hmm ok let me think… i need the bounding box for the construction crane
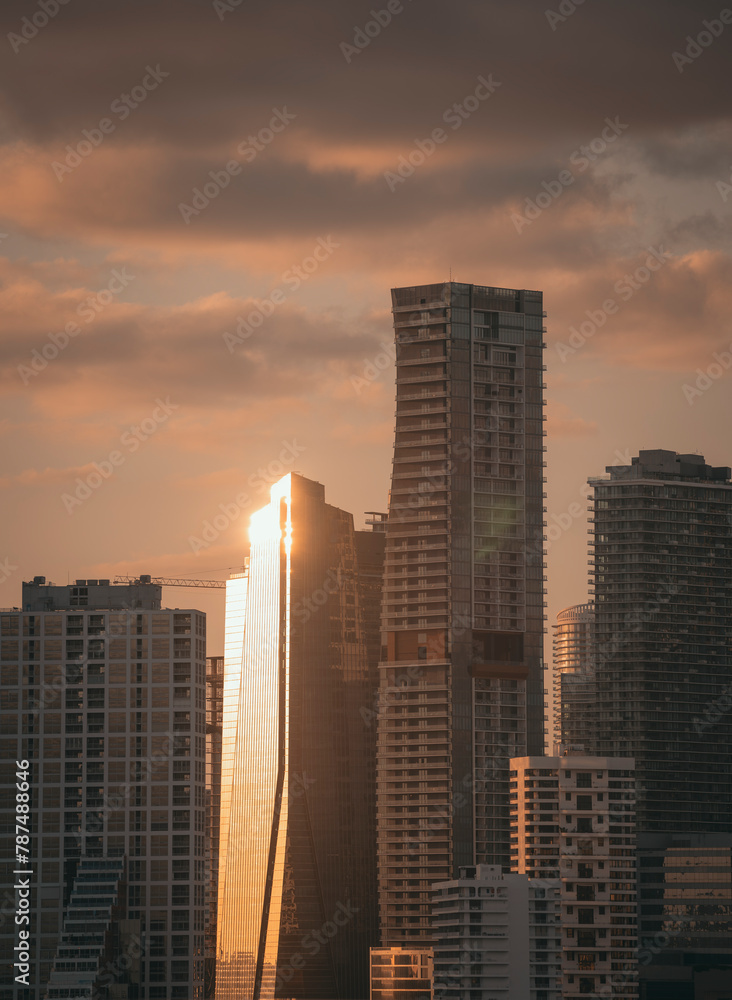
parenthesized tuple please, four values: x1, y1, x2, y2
(113, 574, 231, 590)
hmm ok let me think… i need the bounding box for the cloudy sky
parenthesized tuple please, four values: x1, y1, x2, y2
(1, 0, 731, 651)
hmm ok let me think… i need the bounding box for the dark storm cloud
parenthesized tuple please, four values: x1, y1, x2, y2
(1, 0, 730, 147)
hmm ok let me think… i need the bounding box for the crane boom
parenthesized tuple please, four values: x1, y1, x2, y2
(113, 575, 227, 589)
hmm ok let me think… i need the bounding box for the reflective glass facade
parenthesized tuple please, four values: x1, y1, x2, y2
(552, 603, 595, 750)
(216, 474, 384, 999)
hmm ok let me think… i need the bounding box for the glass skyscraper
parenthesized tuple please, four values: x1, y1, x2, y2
(215, 474, 384, 999)
(376, 281, 547, 947)
(552, 603, 595, 750)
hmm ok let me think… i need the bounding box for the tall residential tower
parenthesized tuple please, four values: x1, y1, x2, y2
(376, 281, 547, 947)
(588, 450, 732, 997)
(0, 577, 208, 1000)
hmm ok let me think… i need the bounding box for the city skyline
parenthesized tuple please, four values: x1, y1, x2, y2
(2, 3, 731, 999)
(2, 0, 732, 656)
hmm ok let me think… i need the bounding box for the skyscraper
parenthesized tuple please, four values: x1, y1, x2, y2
(552, 604, 595, 749)
(215, 474, 384, 1000)
(588, 450, 732, 831)
(376, 280, 547, 948)
(587, 449, 732, 996)
(0, 576, 208, 1000)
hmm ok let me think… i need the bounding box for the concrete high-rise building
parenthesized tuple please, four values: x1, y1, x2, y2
(215, 474, 384, 1000)
(0, 576, 208, 1000)
(432, 865, 561, 1000)
(205, 654, 224, 999)
(587, 450, 732, 998)
(588, 450, 732, 832)
(369, 948, 434, 1000)
(510, 754, 638, 1000)
(552, 604, 595, 749)
(376, 280, 547, 949)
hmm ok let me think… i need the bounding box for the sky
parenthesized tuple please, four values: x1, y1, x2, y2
(1, 0, 731, 655)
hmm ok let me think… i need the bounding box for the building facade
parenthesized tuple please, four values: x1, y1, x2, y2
(370, 948, 434, 1000)
(510, 754, 638, 999)
(0, 577, 208, 1000)
(432, 865, 561, 1000)
(588, 450, 732, 998)
(205, 655, 224, 999)
(376, 280, 547, 948)
(588, 450, 732, 832)
(552, 604, 595, 750)
(215, 474, 384, 1000)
